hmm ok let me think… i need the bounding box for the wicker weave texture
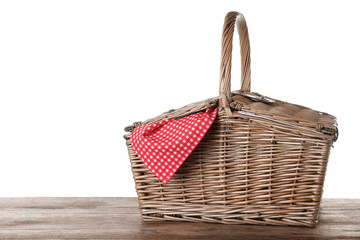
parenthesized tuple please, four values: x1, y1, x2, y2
(124, 11, 337, 227)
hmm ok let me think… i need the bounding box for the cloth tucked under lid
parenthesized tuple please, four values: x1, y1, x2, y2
(130, 107, 218, 184)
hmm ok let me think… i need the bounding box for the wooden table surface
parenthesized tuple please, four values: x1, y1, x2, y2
(0, 198, 359, 240)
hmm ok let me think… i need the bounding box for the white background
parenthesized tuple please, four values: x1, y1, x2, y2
(0, 0, 359, 198)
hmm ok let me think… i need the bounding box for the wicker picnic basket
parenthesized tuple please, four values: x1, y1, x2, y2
(124, 11, 338, 227)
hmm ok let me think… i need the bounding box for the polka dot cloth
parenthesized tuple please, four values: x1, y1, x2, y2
(130, 107, 218, 184)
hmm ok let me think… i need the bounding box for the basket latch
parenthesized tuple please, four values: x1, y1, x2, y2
(232, 90, 275, 103)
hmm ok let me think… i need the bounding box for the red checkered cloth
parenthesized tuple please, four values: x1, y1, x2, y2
(130, 107, 218, 184)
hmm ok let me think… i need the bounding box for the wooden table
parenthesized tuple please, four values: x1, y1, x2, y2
(0, 198, 359, 239)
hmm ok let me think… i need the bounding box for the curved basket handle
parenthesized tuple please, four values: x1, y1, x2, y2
(219, 12, 251, 115)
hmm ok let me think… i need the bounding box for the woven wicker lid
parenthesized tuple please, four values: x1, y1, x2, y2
(230, 92, 338, 139)
(124, 93, 337, 142)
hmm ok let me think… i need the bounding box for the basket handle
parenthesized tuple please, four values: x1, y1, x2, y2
(219, 12, 251, 115)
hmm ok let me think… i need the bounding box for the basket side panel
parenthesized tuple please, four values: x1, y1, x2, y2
(125, 113, 332, 226)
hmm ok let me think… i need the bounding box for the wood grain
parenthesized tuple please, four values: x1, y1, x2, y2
(0, 198, 358, 239)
